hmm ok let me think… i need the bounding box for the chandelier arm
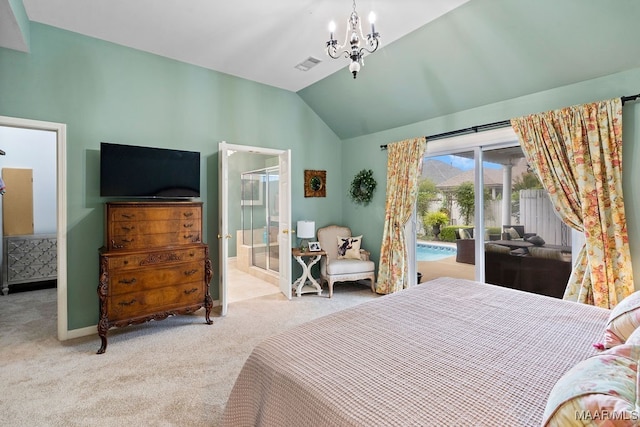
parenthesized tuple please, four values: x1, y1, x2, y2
(327, 48, 353, 60)
(359, 43, 379, 56)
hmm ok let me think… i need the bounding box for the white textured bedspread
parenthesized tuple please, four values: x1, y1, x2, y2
(221, 277, 610, 426)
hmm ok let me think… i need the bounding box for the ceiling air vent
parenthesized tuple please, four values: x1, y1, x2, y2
(294, 57, 321, 72)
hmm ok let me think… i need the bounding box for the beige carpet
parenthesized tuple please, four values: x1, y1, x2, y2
(0, 282, 379, 426)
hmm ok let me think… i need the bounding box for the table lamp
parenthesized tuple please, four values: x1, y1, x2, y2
(296, 220, 315, 250)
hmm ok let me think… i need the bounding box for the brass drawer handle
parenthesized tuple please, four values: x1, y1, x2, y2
(183, 234, 194, 239)
(121, 213, 135, 219)
(121, 225, 135, 231)
(121, 238, 134, 243)
(184, 269, 198, 276)
(118, 278, 137, 285)
(184, 288, 198, 295)
(183, 223, 193, 228)
(183, 212, 194, 218)
(118, 299, 137, 306)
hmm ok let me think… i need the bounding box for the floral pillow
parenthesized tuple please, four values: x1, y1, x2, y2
(602, 290, 640, 349)
(626, 326, 640, 346)
(337, 235, 362, 260)
(542, 344, 640, 426)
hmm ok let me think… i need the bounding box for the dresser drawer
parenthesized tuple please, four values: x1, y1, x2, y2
(109, 219, 201, 237)
(105, 246, 206, 271)
(109, 261, 205, 296)
(109, 231, 201, 250)
(108, 206, 201, 223)
(107, 281, 205, 322)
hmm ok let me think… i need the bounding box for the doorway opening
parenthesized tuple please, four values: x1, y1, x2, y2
(0, 116, 67, 341)
(219, 143, 291, 312)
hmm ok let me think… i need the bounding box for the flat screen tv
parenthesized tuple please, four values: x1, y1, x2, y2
(100, 142, 200, 198)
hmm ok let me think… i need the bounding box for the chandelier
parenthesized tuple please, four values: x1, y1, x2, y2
(326, 0, 381, 79)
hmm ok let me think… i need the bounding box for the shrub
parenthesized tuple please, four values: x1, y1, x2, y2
(439, 226, 458, 242)
(424, 211, 449, 227)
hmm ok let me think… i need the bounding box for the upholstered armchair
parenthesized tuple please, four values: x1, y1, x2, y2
(316, 225, 376, 298)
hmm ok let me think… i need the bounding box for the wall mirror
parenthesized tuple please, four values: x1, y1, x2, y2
(304, 170, 326, 197)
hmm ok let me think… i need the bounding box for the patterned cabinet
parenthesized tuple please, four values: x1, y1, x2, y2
(2, 234, 57, 295)
(97, 201, 213, 354)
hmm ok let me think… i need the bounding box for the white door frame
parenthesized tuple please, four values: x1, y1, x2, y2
(0, 115, 68, 341)
(218, 142, 291, 316)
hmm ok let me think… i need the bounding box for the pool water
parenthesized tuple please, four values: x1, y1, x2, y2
(417, 243, 456, 261)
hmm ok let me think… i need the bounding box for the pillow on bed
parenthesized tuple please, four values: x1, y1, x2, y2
(337, 235, 362, 260)
(542, 344, 640, 426)
(603, 290, 640, 349)
(625, 326, 640, 346)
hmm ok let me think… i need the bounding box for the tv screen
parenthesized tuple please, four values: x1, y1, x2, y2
(100, 142, 200, 198)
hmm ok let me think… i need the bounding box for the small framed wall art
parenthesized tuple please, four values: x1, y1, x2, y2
(304, 170, 326, 198)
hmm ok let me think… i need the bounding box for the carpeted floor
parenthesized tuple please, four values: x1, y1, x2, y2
(0, 281, 379, 426)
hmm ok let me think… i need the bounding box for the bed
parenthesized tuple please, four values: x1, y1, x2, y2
(221, 277, 612, 426)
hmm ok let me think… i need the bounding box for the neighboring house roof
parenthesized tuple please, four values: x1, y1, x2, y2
(437, 169, 503, 190)
(421, 159, 463, 184)
(435, 158, 532, 191)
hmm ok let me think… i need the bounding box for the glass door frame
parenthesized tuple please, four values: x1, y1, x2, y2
(422, 127, 521, 283)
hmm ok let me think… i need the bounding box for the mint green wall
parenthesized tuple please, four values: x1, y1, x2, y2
(0, 23, 343, 330)
(341, 68, 640, 287)
(8, 0, 30, 50)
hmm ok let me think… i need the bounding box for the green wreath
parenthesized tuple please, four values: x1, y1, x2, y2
(349, 169, 377, 205)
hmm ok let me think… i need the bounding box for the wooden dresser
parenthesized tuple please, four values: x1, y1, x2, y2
(97, 201, 213, 354)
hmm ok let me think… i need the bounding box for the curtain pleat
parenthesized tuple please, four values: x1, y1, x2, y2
(376, 138, 426, 294)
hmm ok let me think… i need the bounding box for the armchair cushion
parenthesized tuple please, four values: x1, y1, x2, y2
(326, 258, 375, 275)
(337, 235, 362, 260)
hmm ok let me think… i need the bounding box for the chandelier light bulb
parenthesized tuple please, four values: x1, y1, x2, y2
(368, 11, 376, 24)
(328, 20, 336, 34)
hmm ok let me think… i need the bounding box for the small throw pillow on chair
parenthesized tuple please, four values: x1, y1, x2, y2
(337, 235, 362, 259)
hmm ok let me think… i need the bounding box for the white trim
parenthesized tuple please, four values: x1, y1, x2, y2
(0, 115, 68, 341)
(425, 127, 518, 157)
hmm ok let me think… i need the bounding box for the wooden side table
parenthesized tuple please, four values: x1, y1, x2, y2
(291, 248, 325, 297)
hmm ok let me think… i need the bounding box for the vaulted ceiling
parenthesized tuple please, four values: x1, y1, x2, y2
(2, 0, 640, 140)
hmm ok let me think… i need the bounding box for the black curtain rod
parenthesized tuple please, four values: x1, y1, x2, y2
(379, 120, 510, 151)
(380, 92, 640, 151)
(622, 93, 640, 105)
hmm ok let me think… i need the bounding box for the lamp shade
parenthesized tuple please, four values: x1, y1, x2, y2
(297, 220, 315, 239)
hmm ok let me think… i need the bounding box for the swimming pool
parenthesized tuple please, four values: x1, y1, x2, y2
(417, 243, 456, 261)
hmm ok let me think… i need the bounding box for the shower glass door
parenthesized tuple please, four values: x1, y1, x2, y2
(241, 166, 280, 273)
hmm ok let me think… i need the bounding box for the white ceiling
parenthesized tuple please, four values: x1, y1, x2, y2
(19, 0, 470, 92)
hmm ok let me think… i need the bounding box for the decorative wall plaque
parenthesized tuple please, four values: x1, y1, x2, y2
(304, 170, 326, 197)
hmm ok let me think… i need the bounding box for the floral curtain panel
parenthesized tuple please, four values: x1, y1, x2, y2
(376, 137, 426, 294)
(511, 98, 633, 309)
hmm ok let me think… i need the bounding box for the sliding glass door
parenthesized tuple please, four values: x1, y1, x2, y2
(419, 127, 572, 294)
